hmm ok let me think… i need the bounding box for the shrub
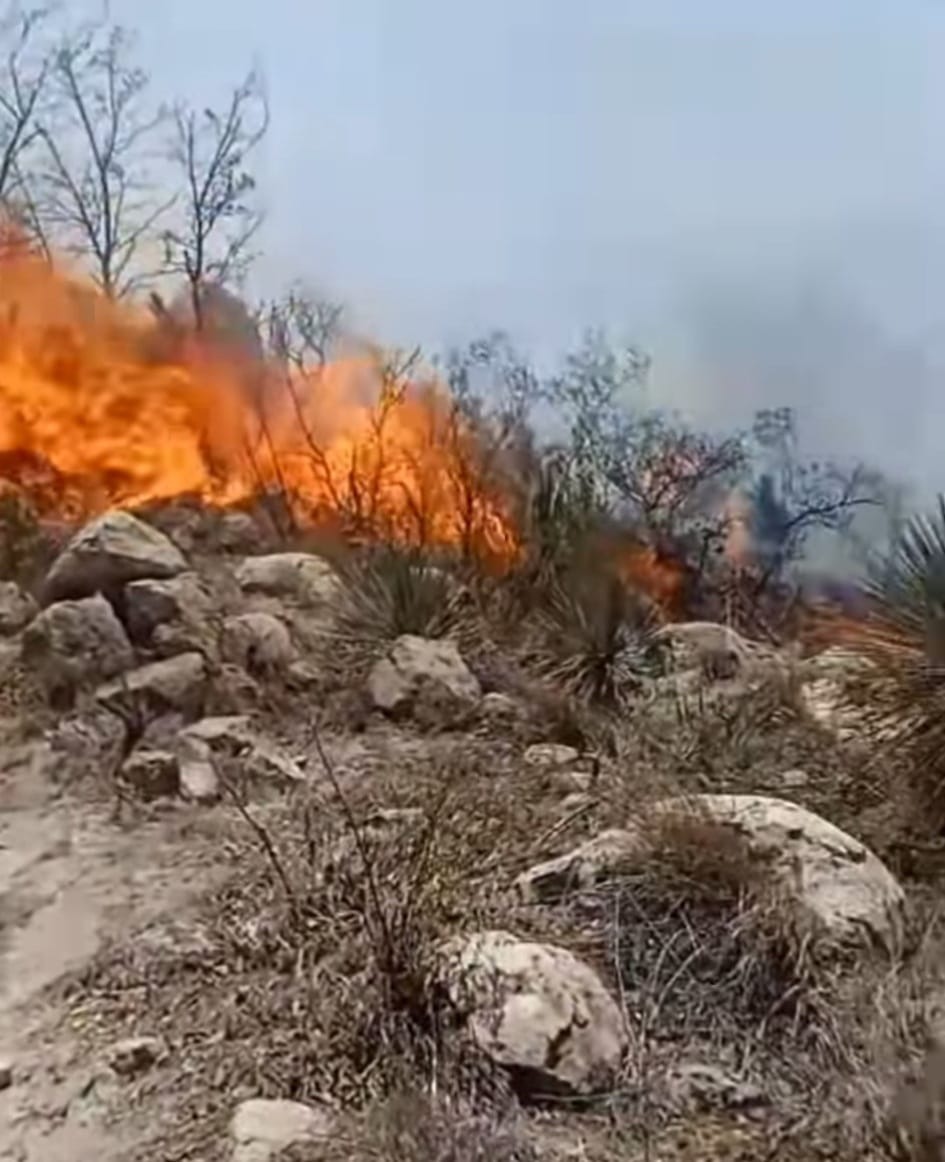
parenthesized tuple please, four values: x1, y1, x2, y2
(333, 543, 471, 646)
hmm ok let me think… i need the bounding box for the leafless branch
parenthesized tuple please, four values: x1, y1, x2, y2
(0, 3, 54, 205)
(162, 70, 268, 328)
(32, 19, 171, 295)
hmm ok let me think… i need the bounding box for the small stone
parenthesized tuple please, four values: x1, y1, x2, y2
(245, 744, 306, 787)
(106, 1035, 166, 1077)
(779, 768, 810, 790)
(523, 743, 580, 769)
(179, 757, 220, 804)
(286, 659, 321, 690)
(120, 749, 180, 800)
(548, 768, 593, 795)
(0, 1056, 13, 1090)
(478, 691, 519, 721)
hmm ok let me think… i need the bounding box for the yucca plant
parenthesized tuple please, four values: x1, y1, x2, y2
(532, 564, 666, 709)
(845, 496, 945, 829)
(333, 542, 470, 647)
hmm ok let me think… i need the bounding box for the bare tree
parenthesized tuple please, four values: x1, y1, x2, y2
(0, 4, 53, 206)
(741, 406, 881, 596)
(162, 71, 268, 331)
(32, 20, 169, 295)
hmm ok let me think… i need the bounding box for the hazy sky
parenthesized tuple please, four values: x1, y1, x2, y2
(105, 0, 939, 490)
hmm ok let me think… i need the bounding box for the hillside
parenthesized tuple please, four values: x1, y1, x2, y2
(0, 503, 940, 1162)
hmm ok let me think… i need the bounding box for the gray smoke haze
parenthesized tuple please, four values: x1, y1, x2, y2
(100, 0, 941, 500)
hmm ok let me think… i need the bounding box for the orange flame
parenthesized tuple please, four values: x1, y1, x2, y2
(615, 542, 687, 619)
(0, 240, 516, 561)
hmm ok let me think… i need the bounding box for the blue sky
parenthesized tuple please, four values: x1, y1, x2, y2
(103, 0, 939, 489)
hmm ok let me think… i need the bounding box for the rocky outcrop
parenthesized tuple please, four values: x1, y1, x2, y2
(22, 594, 134, 703)
(42, 510, 187, 604)
(368, 634, 481, 724)
(433, 930, 627, 1099)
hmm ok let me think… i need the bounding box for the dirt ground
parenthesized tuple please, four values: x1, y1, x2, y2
(0, 727, 235, 1162)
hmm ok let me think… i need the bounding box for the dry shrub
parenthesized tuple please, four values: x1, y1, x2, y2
(527, 567, 666, 711)
(606, 805, 826, 1053)
(333, 542, 474, 647)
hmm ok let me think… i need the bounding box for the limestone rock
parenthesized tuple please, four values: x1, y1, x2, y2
(235, 552, 339, 607)
(42, 510, 186, 604)
(96, 652, 207, 721)
(523, 743, 580, 769)
(230, 1098, 331, 1162)
(520, 796, 905, 956)
(123, 572, 213, 649)
(367, 634, 481, 724)
(106, 1035, 166, 1077)
(517, 829, 644, 903)
(119, 749, 180, 800)
(433, 930, 626, 1099)
(22, 594, 133, 703)
(221, 612, 296, 674)
(0, 580, 37, 635)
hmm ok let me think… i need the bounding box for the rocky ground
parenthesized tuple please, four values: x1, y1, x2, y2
(0, 505, 942, 1160)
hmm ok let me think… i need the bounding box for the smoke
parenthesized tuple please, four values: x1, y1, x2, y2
(660, 242, 945, 506)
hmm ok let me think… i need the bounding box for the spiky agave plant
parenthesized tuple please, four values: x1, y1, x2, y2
(533, 565, 666, 709)
(850, 496, 945, 828)
(334, 542, 470, 647)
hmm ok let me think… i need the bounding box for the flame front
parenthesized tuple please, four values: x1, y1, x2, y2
(0, 242, 516, 560)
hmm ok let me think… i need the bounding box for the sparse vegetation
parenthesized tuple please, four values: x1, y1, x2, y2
(0, 7, 943, 1162)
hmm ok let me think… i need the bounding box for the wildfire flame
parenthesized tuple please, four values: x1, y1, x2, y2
(0, 238, 516, 561)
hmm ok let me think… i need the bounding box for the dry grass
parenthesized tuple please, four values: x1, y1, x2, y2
(285, 1089, 541, 1162)
(332, 543, 472, 646)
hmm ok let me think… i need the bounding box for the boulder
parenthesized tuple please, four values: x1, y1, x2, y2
(221, 612, 296, 674)
(123, 572, 213, 649)
(652, 621, 763, 678)
(0, 581, 37, 635)
(230, 1098, 331, 1162)
(367, 634, 481, 724)
(234, 552, 339, 607)
(119, 749, 180, 800)
(519, 796, 905, 955)
(96, 652, 207, 721)
(22, 594, 133, 703)
(433, 930, 626, 1099)
(676, 795, 905, 953)
(42, 510, 187, 604)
